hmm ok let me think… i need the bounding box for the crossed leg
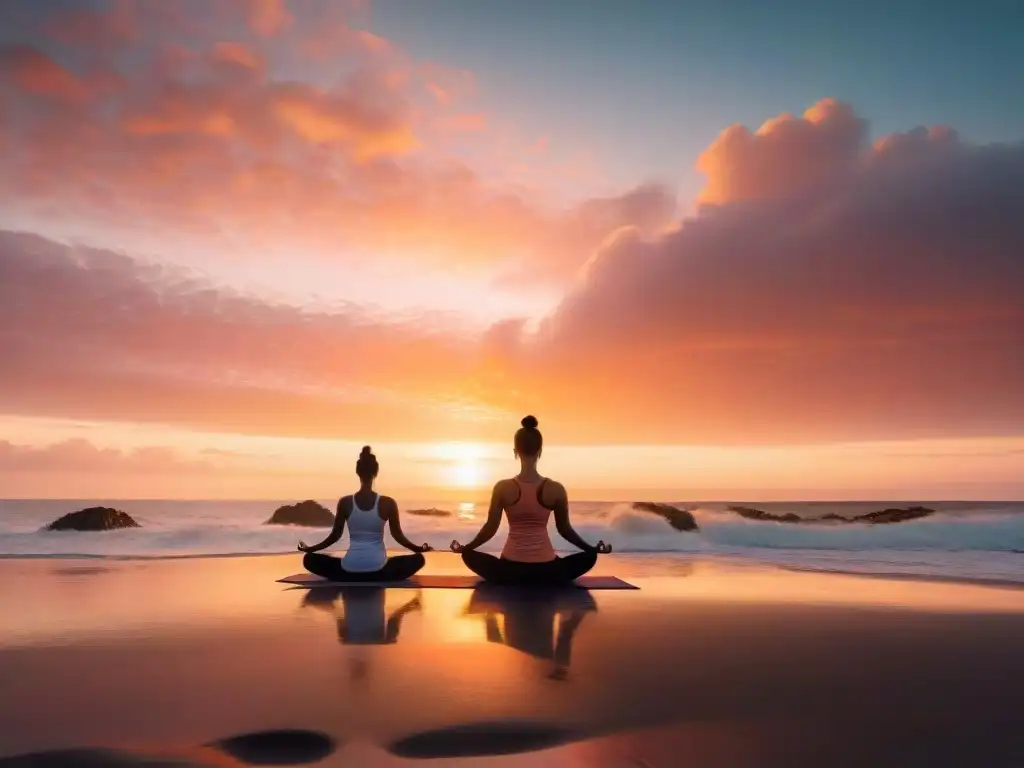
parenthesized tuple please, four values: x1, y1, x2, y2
(461, 549, 597, 586)
(303, 552, 426, 582)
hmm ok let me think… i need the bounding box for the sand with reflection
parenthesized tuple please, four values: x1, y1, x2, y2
(1, 554, 1024, 766)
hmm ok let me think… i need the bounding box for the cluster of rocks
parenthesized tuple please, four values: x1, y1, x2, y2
(42, 499, 344, 531)
(727, 505, 935, 525)
(621, 501, 935, 535)
(41, 499, 937, 534)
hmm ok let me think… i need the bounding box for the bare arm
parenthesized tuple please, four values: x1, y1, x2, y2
(385, 593, 422, 643)
(298, 498, 348, 553)
(552, 484, 599, 553)
(457, 481, 505, 551)
(484, 614, 503, 644)
(553, 610, 588, 669)
(385, 497, 431, 553)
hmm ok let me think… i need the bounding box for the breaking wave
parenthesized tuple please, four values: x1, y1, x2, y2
(1, 499, 1022, 583)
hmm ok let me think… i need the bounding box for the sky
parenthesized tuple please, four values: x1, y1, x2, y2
(0, 0, 1022, 499)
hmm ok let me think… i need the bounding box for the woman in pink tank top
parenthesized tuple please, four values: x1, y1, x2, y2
(451, 416, 612, 586)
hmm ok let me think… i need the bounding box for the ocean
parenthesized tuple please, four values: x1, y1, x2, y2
(1, 498, 1022, 585)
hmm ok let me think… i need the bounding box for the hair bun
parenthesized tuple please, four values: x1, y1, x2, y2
(360, 445, 373, 456)
(520, 415, 538, 429)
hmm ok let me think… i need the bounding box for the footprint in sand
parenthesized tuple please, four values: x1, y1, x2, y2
(386, 720, 583, 759)
(0, 729, 337, 768)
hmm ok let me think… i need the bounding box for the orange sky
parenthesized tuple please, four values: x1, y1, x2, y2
(2, 415, 1023, 499)
(0, 1, 1022, 499)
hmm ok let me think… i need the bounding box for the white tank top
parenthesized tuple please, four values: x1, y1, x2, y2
(341, 493, 387, 572)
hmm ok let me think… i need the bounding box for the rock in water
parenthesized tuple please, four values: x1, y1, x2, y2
(407, 508, 453, 517)
(852, 506, 935, 524)
(728, 506, 802, 523)
(265, 500, 335, 527)
(727, 505, 935, 525)
(44, 507, 141, 531)
(631, 502, 699, 531)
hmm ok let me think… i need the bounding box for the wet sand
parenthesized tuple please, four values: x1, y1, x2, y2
(1, 553, 1023, 766)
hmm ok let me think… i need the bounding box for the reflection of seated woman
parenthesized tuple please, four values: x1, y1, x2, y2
(302, 587, 422, 644)
(298, 446, 432, 582)
(466, 586, 597, 679)
(451, 416, 611, 586)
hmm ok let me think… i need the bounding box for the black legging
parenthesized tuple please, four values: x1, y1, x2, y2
(303, 552, 425, 582)
(462, 549, 597, 586)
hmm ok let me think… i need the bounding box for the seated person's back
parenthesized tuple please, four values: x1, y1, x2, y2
(500, 475, 557, 563)
(297, 446, 432, 582)
(453, 416, 611, 585)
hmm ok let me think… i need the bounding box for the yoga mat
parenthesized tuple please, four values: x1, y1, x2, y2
(277, 573, 638, 590)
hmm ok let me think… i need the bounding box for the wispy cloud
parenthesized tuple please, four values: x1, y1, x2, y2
(0, 439, 217, 474)
(0, 1, 674, 285)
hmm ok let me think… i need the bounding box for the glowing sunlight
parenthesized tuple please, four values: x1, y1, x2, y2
(437, 442, 489, 489)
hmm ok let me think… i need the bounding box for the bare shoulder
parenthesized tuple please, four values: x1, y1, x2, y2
(337, 495, 353, 517)
(542, 478, 568, 507)
(545, 478, 567, 495)
(492, 478, 515, 504)
(379, 495, 399, 515)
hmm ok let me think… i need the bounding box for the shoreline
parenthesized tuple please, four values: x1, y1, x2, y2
(1, 550, 1024, 591)
(776, 562, 1024, 591)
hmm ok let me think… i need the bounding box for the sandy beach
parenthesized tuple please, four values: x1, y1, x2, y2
(1, 553, 1023, 767)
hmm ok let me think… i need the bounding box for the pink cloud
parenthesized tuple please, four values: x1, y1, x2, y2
(211, 41, 265, 73)
(357, 30, 393, 54)
(426, 81, 452, 105)
(298, 6, 397, 61)
(438, 112, 488, 133)
(0, 45, 90, 102)
(0, 7, 671, 284)
(44, 0, 138, 47)
(697, 98, 866, 204)
(3, 94, 1022, 448)
(527, 136, 549, 154)
(500, 107, 1024, 442)
(247, 0, 292, 37)
(420, 63, 476, 106)
(0, 439, 216, 475)
(0, 231, 496, 441)
(2, 10, 1019, 447)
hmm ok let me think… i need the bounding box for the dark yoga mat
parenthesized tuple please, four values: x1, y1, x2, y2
(277, 573, 638, 589)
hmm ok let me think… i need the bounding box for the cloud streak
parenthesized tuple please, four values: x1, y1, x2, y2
(0, 230, 499, 440)
(0, 439, 217, 475)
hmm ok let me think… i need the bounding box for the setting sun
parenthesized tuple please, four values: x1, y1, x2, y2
(438, 442, 488, 489)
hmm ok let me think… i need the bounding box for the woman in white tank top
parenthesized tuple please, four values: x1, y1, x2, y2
(298, 446, 431, 582)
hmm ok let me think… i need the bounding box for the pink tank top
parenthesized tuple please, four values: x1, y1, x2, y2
(501, 478, 556, 563)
